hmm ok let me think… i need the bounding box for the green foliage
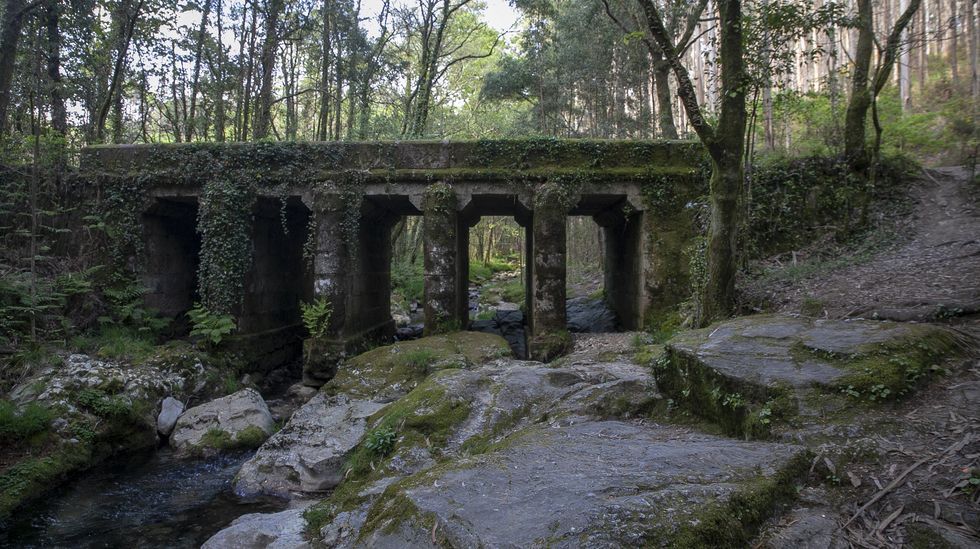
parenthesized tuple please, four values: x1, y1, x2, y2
(746, 152, 916, 258)
(197, 178, 256, 315)
(364, 426, 398, 456)
(391, 261, 424, 304)
(0, 400, 53, 445)
(187, 303, 236, 345)
(75, 388, 134, 420)
(71, 325, 156, 361)
(300, 296, 333, 340)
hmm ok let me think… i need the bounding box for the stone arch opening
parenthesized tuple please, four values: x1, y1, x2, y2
(141, 197, 201, 334)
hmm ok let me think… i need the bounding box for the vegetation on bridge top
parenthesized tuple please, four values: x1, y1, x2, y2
(80, 138, 704, 186)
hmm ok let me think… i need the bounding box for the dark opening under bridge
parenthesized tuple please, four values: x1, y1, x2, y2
(81, 139, 704, 384)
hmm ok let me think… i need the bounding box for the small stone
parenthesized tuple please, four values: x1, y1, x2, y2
(157, 396, 185, 436)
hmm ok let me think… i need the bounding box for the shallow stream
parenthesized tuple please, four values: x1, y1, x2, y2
(0, 446, 284, 548)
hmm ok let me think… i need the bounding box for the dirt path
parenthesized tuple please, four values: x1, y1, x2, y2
(749, 167, 980, 324)
(748, 169, 980, 547)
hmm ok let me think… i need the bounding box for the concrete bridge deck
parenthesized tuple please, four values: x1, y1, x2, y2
(81, 139, 704, 383)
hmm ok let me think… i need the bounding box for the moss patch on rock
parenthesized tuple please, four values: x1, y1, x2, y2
(529, 330, 573, 363)
(323, 332, 509, 399)
(304, 370, 476, 536)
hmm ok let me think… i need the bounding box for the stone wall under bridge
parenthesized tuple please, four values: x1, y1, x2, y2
(81, 139, 704, 385)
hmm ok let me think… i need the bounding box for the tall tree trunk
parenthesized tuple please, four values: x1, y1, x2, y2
(639, 0, 746, 325)
(951, 0, 960, 85)
(845, 0, 874, 171)
(652, 58, 678, 138)
(316, 0, 330, 140)
(186, 0, 212, 141)
(213, 0, 225, 141)
(899, 0, 912, 111)
(95, 0, 145, 142)
(252, 0, 283, 140)
(44, 0, 66, 135)
(0, 0, 33, 133)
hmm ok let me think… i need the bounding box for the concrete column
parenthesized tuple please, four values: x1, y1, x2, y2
(303, 195, 350, 386)
(423, 182, 465, 334)
(529, 182, 574, 361)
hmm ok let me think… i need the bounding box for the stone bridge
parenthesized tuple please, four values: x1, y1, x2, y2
(81, 140, 704, 383)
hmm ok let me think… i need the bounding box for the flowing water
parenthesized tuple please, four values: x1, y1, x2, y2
(0, 446, 284, 548)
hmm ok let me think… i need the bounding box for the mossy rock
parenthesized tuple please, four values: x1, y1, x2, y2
(350, 421, 809, 547)
(659, 314, 971, 438)
(323, 332, 510, 400)
(529, 330, 573, 363)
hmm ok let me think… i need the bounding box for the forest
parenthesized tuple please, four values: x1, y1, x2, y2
(0, 0, 978, 545)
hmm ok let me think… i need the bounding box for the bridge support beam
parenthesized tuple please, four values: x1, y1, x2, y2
(529, 182, 573, 361)
(423, 183, 467, 334)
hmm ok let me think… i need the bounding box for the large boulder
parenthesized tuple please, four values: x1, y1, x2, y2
(234, 394, 385, 498)
(170, 388, 276, 455)
(202, 508, 309, 549)
(657, 314, 968, 437)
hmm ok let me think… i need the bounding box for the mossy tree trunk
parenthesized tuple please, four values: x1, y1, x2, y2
(639, 0, 746, 326)
(845, 0, 922, 174)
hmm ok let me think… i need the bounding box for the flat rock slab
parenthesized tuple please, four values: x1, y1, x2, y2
(362, 420, 806, 548)
(202, 508, 309, 549)
(668, 315, 940, 390)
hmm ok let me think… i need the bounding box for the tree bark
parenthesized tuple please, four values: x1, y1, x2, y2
(95, 0, 145, 142)
(845, 0, 874, 171)
(186, 0, 212, 141)
(44, 0, 66, 135)
(316, 0, 330, 140)
(951, 0, 960, 85)
(0, 0, 34, 133)
(638, 0, 746, 325)
(252, 0, 283, 140)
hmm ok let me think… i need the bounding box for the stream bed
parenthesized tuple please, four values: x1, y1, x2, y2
(0, 446, 284, 548)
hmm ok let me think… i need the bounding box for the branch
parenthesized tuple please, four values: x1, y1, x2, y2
(676, 0, 710, 52)
(871, 0, 922, 96)
(636, 0, 715, 145)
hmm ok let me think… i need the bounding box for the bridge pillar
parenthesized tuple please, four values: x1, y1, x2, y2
(529, 182, 574, 361)
(423, 183, 467, 334)
(304, 195, 351, 386)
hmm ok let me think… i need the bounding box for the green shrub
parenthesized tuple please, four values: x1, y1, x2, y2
(71, 325, 156, 361)
(391, 261, 424, 303)
(187, 303, 236, 345)
(363, 426, 398, 456)
(0, 400, 53, 444)
(300, 296, 333, 339)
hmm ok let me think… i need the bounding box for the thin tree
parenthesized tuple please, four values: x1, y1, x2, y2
(636, 0, 747, 325)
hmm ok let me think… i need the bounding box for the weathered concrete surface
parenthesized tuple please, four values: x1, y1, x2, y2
(234, 394, 385, 498)
(170, 388, 276, 454)
(360, 421, 806, 548)
(202, 507, 310, 549)
(423, 183, 464, 334)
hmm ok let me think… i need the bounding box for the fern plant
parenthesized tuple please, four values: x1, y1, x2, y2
(300, 296, 333, 340)
(188, 303, 236, 345)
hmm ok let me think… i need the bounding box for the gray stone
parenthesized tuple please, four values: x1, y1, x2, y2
(360, 421, 806, 548)
(234, 393, 385, 498)
(566, 296, 618, 333)
(156, 396, 184, 436)
(201, 508, 309, 549)
(763, 508, 846, 549)
(169, 388, 276, 454)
